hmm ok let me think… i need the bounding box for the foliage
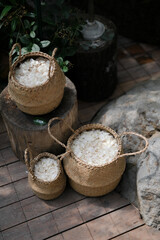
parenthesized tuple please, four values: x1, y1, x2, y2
(0, 0, 84, 72)
(41, 0, 84, 59)
(0, 0, 50, 56)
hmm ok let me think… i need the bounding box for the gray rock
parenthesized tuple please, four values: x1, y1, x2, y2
(137, 132, 160, 229)
(93, 79, 160, 228)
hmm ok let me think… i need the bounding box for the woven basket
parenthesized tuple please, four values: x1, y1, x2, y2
(25, 148, 66, 200)
(48, 117, 148, 197)
(8, 43, 66, 115)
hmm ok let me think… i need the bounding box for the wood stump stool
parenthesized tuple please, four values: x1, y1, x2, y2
(0, 78, 78, 161)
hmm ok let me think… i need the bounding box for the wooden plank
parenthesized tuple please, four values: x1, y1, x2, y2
(100, 191, 129, 213)
(28, 213, 58, 240)
(87, 213, 119, 240)
(110, 205, 144, 233)
(7, 161, 28, 182)
(62, 224, 93, 240)
(77, 198, 106, 222)
(53, 203, 83, 232)
(13, 178, 33, 200)
(113, 225, 160, 240)
(0, 202, 26, 231)
(21, 185, 84, 221)
(0, 147, 18, 166)
(21, 195, 55, 221)
(87, 205, 144, 240)
(47, 235, 63, 240)
(0, 166, 12, 187)
(0, 183, 18, 208)
(2, 223, 32, 240)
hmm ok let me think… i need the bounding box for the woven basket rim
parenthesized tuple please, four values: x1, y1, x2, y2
(67, 123, 123, 169)
(30, 152, 62, 185)
(10, 51, 56, 90)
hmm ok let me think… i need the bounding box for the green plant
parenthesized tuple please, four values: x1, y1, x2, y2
(0, 0, 84, 72)
(0, 0, 50, 57)
(41, 0, 84, 58)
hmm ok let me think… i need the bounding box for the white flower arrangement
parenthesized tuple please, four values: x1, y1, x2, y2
(34, 157, 59, 182)
(71, 130, 119, 166)
(15, 57, 52, 87)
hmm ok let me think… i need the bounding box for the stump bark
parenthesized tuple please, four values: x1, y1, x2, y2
(0, 78, 78, 161)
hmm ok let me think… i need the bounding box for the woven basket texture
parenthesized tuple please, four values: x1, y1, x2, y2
(25, 150, 66, 200)
(63, 124, 125, 197)
(48, 118, 148, 197)
(8, 44, 66, 115)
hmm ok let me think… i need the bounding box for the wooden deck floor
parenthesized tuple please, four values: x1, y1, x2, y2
(1, 114, 160, 240)
(1, 36, 160, 239)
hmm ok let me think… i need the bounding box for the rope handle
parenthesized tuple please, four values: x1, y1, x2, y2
(9, 43, 21, 70)
(24, 148, 36, 180)
(48, 117, 75, 149)
(118, 131, 148, 158)
(48, 48, 57, 79)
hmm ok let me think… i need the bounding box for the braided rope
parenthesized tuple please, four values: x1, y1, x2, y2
(48, 117, 75, 149)
(118, 131, 148, 158)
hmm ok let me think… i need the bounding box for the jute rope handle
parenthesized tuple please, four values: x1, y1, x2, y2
(48, 48, 57, 79)
(24, 148, 36, 180)
(9, 43, 21, 72)
(118, 132, 148, 158)
(48, 117, 75, 150)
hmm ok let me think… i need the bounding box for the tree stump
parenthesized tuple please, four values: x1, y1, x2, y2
(0, 78, 78, 162)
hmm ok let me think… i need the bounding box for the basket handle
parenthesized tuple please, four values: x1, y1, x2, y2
(24, 148, 36, 180)
(9, 43, 21, 71)
(118, 132, 148, 158)
(48, 117, 75, 149)
(48, 48, 57, 79)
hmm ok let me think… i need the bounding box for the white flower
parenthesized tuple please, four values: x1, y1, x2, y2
(34, 157, 59, 182)
(71, 130, 119, 166)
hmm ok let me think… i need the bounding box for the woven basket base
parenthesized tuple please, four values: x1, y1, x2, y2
(16, 95, 63, 115)
(32, 183, 66, 200)
(69, 177, 121, 197)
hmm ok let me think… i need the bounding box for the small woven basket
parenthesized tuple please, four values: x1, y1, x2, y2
(48, 117, 148, 197)
(8, 43, 66, 115)
(25, 148, 66, 200)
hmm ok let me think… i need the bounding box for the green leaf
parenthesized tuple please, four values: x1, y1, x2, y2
(24, 19, 30, 29)
(19, 34, 30, 45)
(0, 5, 12, 20)
(30, 31, 36, 38)
(64, 60, 69, 65)
(31, 21, 35, 26)
(33, 118, 47, 126)
(9, 38, 13, 48)
(32, 24, 37, 32)
(11, 18, 17, 32)
(56, 57, 63, 65)
(21, 47, 29, 55)
(31, 43, 40, 52)
(40, 40, 50, 48)
(62, 66, 68, 72)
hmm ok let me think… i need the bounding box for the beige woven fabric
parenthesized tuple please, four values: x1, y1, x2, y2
(8, 43, 66, 115)
(25, 149, 66, 200)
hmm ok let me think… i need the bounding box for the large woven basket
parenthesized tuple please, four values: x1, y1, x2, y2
(8, 43, 66, 115)
(48, 117, 148, 197)
(25, 148, 66, 200)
